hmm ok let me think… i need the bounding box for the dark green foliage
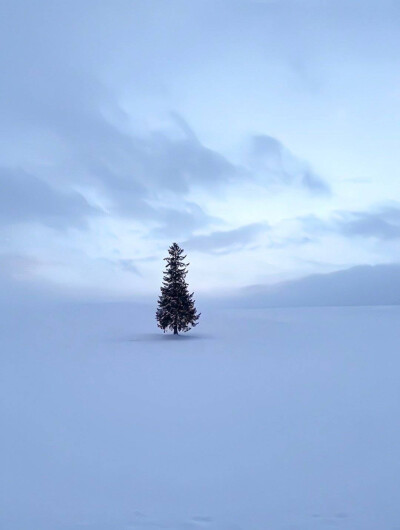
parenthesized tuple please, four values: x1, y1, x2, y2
(156, 243, 200, 334)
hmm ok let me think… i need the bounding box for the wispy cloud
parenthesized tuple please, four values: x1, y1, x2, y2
(334, 206, 400, 240)
(248, 134, 331, 195)
(0, 168, 100, 229)
(184, 222, 268, 254)
(299, 205, 400, 241)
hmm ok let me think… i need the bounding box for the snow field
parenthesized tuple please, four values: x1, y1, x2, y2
(1, 301, 400, 529)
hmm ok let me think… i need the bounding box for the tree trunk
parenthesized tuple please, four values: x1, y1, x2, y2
(173, 325, 178, 335)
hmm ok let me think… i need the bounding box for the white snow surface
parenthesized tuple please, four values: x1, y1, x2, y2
(1, 300, 400, 530)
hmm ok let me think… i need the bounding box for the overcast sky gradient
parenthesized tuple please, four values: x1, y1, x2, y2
(1, 0, 400, 297)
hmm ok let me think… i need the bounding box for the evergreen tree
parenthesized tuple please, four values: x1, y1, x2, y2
(156, 243, 200, 334)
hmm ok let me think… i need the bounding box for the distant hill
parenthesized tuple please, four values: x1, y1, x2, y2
(234, 264, 400, 308)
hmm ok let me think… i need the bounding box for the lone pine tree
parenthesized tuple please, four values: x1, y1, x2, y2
(156, 243, 200, 335)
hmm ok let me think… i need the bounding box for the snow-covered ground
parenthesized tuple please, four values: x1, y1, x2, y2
(1, 300, 400, 530)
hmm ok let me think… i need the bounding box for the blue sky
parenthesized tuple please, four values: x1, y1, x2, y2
(1, 0, 400, 296)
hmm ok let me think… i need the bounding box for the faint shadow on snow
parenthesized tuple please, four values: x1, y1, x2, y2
(122, 332, 214, 342)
